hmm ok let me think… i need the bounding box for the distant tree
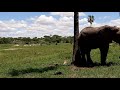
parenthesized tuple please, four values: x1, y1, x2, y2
(0, 37, 12, 44)
(18, 37, 22, 40)
(7, 37, 14, 44)
(44, 35, 51, 44)
(51, 35, 61, 44)
(0, 35, 74, 45)
(66, 36, 73, 44)
(39, 39, 46, 46)
(88, 15, 94, 27)
(22, 37, 31, 44)
(0, 37, 3, 44)
(32, 37, 39, 44)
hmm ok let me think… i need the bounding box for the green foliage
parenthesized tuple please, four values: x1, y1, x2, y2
(0, 37, 13, 44)
(0, 35, 73, 45)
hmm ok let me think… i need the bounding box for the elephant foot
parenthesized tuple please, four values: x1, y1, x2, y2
(73, 61, 87, 67)
(86, 62, 94, 67)
(71, 60, 86, 67)
(79, 60, 87, 67)
(86, 60, 94, 67)
(71, 61, 80, 67)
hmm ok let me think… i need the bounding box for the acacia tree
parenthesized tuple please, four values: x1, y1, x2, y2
(71, 12, 81, 66)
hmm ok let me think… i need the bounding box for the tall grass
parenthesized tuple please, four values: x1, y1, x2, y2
(0, 43, 120, 78)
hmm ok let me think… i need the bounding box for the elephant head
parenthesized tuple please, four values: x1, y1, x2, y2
(113, 27, 120, 44)
(98, 25, 120, 44)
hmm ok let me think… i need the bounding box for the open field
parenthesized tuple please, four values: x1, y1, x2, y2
(0, 43, 120, 78)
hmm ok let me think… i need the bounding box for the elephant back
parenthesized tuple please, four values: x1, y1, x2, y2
(80, 27, 100, 39)
(78, 27, 101, 48)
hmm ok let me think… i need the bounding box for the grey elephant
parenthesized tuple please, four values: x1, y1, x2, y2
(75, 25, 120, 67)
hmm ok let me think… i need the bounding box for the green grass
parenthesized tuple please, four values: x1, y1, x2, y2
(0, 43, 120, 78)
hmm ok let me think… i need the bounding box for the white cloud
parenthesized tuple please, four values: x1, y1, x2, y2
(50, 12, 74, 17)
(26, 14, 74, 37)
(90, 19, 120, 27)
(79, 18, 120, 32)
(0, 19, 27, 32)
(51, 12, 86, 17)
(1, 12, 120, 38)
(0, 12, 85, 37)
(79, 12, 86, 17)
(108, 19, 120, 26)
(57, 16, 73, 27)
(34, 15, 57, 25)
(79, 18, 88, 24)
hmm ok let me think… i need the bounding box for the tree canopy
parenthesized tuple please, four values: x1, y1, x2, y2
(0, 35, 73, 45)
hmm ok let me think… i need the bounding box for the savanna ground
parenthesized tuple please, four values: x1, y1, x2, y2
(0, 43, 120, 78)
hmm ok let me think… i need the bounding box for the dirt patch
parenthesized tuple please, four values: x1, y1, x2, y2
(3, 48, 23, 51)
(14, 44, 20, 46)
(69, 73, 78, 78)
(70, 65, 94, 71)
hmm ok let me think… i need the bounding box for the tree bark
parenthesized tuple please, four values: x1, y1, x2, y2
(71, 12, 80, 66)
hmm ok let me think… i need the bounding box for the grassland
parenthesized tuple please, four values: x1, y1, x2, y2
(0, 43, 120, 78)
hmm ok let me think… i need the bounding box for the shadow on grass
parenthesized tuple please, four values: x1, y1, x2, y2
(93, 62, 119, 67)
(75, 62, 119, 68)
(9, 64, 59, 76)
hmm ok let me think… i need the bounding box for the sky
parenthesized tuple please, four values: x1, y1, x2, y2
(0, 12, 120, 38)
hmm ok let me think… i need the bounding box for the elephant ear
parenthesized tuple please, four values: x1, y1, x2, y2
(98, 26, 117, 43)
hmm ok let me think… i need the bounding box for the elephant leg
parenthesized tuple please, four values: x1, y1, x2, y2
(86, 49, 94, 67)
(80, 49, 87, 66)
(100, 45, 109, 65)
(81, 49, 87, 66)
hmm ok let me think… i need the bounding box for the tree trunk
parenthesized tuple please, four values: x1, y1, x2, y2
(71, 12, 80, 66)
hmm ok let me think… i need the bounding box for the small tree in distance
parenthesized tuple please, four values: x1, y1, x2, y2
(88, 15, 94, 27)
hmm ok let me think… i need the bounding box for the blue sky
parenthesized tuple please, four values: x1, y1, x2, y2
(0, 12, 56, 20)
(0, 12, 119, 23)
(0, 12, 119, 21)
(0, 12, 120, 37)
(0, 12, 118, 20)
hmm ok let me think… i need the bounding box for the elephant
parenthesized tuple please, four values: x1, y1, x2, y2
(76, 25, 120, 67)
